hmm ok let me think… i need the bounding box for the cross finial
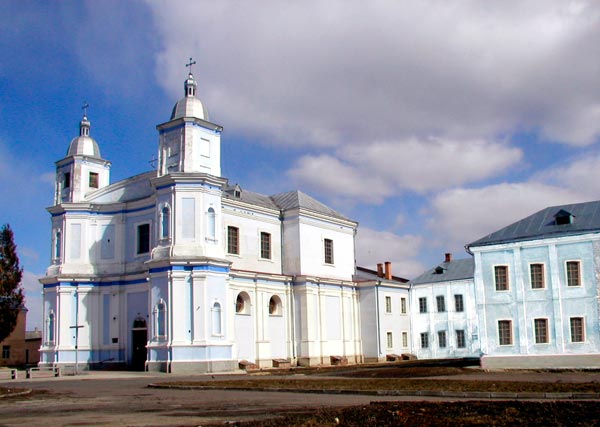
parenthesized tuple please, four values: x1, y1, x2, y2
(82, 101, 89, 118)
(185, 57, 196, 74)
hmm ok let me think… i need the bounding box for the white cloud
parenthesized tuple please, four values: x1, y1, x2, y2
(146, 0, 600, 147)
(356, 227, 425, 278)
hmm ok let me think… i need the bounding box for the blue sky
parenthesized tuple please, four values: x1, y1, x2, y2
(2, 0, 600, 329)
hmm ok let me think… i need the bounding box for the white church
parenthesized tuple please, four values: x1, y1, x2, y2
(39, 66, 414, 373)
(40, 64, 600, 372)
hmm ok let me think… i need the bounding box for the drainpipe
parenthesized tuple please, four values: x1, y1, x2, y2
(375, 281, 382, 358)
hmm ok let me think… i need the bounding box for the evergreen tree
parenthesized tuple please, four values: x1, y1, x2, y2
(0, 224, 24, 342)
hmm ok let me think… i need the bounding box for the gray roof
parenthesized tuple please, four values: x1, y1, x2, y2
(270, 190, 352, 222)
(223, 186, 279, 210)
(409, 258, 474, 285)
(468, 199, 600, 248)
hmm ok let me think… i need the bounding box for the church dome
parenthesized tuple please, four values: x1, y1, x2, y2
(170, 72, 209, 121)
(67, 115, 101, 158)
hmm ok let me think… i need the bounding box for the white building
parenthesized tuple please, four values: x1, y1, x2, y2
(40, 69, 370, 373)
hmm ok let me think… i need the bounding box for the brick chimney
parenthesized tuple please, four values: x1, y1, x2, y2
(377, 263, 384, 278)
(384, 261, 392, 280)
(445, 252, 452, 263)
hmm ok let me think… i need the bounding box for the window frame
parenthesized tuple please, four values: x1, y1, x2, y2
(136, 222, 151, 255)
(89, 171, 99, 189)
(227, 226, 239, 255)
(570, 317, 585, 343)
(494, 265, 510, 291)
(400, 297, 407, 314)
(498, 319, 513, 346)
(534, 318, 549, 344)
(529, 263, 545, 289)
(436, 295, 446, 313)
(260, 231, 271, 260)
(456, 329, 466, 348)
(386, 332, 393, 348)
(418, 297, 427, 313)
(566, 260, 582, 287)
(420, 332, 429, 349)
(268, 295, 283, 316)
(385, 296, 392, 313)
(402, 331, 408, 348)
(438, 330, 447, 348)
(324, 238, 334, 265)
(454, 294, 464, 312)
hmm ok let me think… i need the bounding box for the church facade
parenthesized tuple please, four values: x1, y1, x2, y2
(39, 70, 376, 373)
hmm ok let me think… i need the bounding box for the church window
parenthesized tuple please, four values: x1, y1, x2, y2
(456, 329, 466, 348)
(268, 295, 282, 316)
(212, 302, 222, 335)
(402, 331, 408, 347)
(570, 317, 585, 342)
(401, 297, 407, 314)
(438, 331, 447, 348)
(227, 226, 239, 255)
(137, 223, 150, 254)
(46, 311, 55, 344)
(534, 318, 549, 344)
(207, 208, 216, 240)
(89, 172, 99, 188)
(324, 238, 334, 264)
(155, 301, 167, 338)
(386, 332, 393, 348)
(236, 292, 250, 315)
(454, 294, 464, 312)
(54, 230, 61, 259)
(160, 205, 171, 239)
(385, 296, 392, 313)
(64, 172, 71, 189)
(260, 232, 271, 259)
(418, 297, 427, 313)
(498, 320, 513, 345)
(436, 295, 446, 312)
(420, 332, 429, 349)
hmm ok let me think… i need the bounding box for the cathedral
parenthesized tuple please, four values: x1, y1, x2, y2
(39, 66, 411, 373)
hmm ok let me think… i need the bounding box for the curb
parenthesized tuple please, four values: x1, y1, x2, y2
(147, 384, 600, 400)
(0, 388, 33, 399)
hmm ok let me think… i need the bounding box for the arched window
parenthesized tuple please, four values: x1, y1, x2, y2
(236, 292, 251, 315)
(212, 302, 222, 335)
(155, 301, 167, 338)
(268, 295, 282, 316)
(47, 311, 55, 344)
(207, 207, 216, 240)
(160, 205, 171, 240)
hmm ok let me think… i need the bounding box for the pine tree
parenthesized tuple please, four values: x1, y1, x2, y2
(0, 224, 24, 342)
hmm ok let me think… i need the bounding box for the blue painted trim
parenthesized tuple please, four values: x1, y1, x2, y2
(156, 182, 221, 191)
(43, 278, 148, 289)
(51, 205, 154, 217)
(159, 121, 221, 135)
(150, 265, 230, 274)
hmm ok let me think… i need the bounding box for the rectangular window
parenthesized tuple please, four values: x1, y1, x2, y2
(436, 295, 446, 312)
(324, 238, 334, 264)
(260, 232, 271, 259)
(419, 297, 427, 313)
(64, 172, 71, 189)
(89, 172, 99, 188)
(530, 263, 545, 289)
(570, 317, 585, 342)
(385, 296, 392, 313)
(454, 294, 464, 312)
(1, 346, 9, 359)
(494, 265, 509, 291)
(498, 320, 513, 345)
(420, 332, 429, 349)
(401, 297, 407, 314)
(227, 226, 239, 255)
(438, 331, 447, 348)
(534, 318, 549, 344)
(566, 261, 581, 287)
(456, 329, 466, 348)
(386, 332, 393, 348)
(402, 331, 408, 347)
(137, 223, 150, 254)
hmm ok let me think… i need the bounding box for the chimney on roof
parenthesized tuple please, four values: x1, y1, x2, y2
(445, 253, 452, 263)
(377, 263, 384, 278)
(384, 261, 392, 280)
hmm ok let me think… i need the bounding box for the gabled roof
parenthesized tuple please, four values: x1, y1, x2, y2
(409, 258, 474, 285)
(355, 266, 409, 283)
(270, 190, 352, 222)
(468, 199, 600, 248)
(222, 186, 279, 210)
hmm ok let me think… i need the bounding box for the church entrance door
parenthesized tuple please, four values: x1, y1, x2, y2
(131, 317, 147, 371)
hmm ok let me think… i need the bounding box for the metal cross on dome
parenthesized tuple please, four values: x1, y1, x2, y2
(82, 101, 89, 117)
(186, 57, 197, 74)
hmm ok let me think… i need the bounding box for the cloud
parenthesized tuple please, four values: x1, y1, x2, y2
(355, 227, 425, 278)
(146, 0, 600, 147)
(288, 137, 522, 203)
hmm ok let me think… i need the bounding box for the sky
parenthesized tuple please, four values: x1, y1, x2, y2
(2, 0, 600, 330)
